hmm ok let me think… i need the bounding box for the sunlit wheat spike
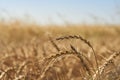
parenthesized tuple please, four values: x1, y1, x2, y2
(99, 51, 120, 74)
(56, 35, 92, 47)
(93, 51, 120, 80)
(70, 44, 92, 78)
(56, 35, 99, 78)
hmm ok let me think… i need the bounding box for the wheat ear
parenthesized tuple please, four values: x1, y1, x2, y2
(93, 51, 120, 80)
(56, 35, 100, 78)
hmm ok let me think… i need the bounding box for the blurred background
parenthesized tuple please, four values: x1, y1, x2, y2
(0, 0, 120, 25)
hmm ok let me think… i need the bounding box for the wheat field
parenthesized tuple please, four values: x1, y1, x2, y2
(0, 21, 120, 80)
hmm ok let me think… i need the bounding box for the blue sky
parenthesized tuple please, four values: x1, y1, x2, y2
(0, 0, 120, 24)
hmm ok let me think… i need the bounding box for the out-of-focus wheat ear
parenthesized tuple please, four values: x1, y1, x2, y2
(0, 67, 15, 79)
(70, 44, 93, 78)
(39, 51, 74, 79)
(20, 47, 26, 58)
(16, 61, 28, 75)
(42, 45, 47, 57)
(13, 75, 24, 80)
(33, 45, 38, 57)
(49, 36, 60, 52)
(56, 35, 100, 78)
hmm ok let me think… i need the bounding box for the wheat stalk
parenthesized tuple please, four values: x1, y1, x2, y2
(70, 44, 94, 79)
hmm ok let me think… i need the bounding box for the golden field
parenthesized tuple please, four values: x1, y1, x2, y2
(0, 21, 120, 80)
